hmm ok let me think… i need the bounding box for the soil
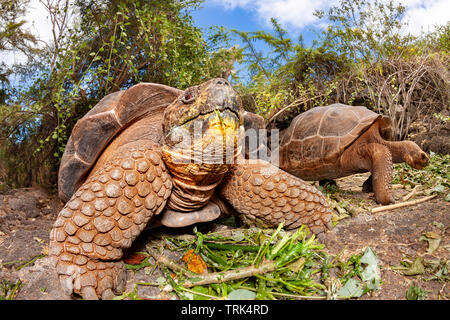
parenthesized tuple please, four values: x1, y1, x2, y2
(0, 173, 448, 300)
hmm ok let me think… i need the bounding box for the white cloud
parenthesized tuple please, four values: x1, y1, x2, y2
(400, 0, 450, 35)
(211, 0, 449, 35)
(25, 0, 55, 46)
(211, 0, 332, 30)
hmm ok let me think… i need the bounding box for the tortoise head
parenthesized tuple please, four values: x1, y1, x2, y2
(161, 78, 244, 184)
(402, 141, 429, 170)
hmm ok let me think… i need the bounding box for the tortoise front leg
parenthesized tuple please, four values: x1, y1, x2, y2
(368, 144, 394, 204)
(340, 142, 394, 204)
(219, 159, 332, 236)
(49, 143, 172, 299)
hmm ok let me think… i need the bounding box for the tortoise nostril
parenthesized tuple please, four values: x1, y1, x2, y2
(215, 79, 229, 86)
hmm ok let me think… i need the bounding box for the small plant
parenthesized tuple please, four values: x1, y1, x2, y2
(0, 280, 22, 300)
(406, 283, 428, 300)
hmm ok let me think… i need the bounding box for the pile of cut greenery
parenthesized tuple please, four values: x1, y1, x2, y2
(393, 152, 449, 199)
(116, 223, 381, 300)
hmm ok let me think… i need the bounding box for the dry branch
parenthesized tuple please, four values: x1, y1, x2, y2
(146, 244, 276, 288)
(371, 194, 437, 213)
(401, 185, 422, 202)
(181, 261, 276, 288)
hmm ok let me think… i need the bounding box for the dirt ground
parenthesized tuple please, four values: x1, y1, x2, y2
(0, 173, 448, 300)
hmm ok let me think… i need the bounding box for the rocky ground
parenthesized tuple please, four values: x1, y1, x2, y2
(0, 173, 448, 300)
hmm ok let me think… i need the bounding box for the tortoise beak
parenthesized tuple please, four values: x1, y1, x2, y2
(416, 151, 429, 169)
(205, 78, 241, 120)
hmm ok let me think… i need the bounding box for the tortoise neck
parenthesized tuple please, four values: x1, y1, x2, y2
(165, 175, 224, 211)
(161, 145, 233, 211)
(382, 140, 407, 163)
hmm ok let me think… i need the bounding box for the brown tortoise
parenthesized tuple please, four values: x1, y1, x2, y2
(277, 103, 429, 205)
(49, 78, 332, 300)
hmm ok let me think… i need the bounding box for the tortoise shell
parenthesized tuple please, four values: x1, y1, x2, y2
(279, 104, 390, 177)
(58, 83, 182, 203)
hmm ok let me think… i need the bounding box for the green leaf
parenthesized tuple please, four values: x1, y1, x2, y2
(431, 184, 445, 194)
(406, 283, 428, 300)
(360, 247, 378, 266)
(405, 257, 425, 276)
(227, 289, 256, 300)
(337, 278, 364, 298)
(359, 247, 380, 289)
(191, 286, 211, 300)
(420, 232, 441, 254)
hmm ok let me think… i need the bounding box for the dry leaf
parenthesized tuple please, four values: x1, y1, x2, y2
(420, 232, 441, 254)
(182, 249, 207, 274)
(33, 237, 44, 244)
(123, 252, 147, 265)
(287, 257, 306, 273)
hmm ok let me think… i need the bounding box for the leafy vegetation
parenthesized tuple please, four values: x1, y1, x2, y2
(393, 152, 449, 192)
(115, 224, 381, 300)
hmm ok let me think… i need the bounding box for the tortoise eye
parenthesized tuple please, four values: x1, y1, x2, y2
(181, 92, 194, 103)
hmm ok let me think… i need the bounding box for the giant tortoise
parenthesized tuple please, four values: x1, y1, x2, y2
(278, 103, 429, 204)
(49, 78, 332, 300)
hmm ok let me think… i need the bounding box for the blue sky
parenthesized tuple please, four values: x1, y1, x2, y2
(190, 0, 449, 43)
(191, 1, 319, 47)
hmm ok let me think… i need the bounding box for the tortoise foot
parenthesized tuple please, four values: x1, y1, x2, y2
(220, 159, 333, 235)
(374, 192, 395, 205)
(52, 253, 126, 300)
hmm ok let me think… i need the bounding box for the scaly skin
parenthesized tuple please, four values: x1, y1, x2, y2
(220, 159, 332, 235)
(49, 142, 172, 299)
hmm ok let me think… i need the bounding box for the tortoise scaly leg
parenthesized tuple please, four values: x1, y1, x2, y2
(367, 143, 394, 204)
(49, 143, 172, 299)
(219, 159, 332, 236)
(340, 142, 394, 204)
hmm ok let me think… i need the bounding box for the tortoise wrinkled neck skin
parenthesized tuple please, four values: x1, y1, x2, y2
(161, 78, 244, 211)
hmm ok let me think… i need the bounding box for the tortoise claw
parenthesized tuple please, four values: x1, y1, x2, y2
(101, 288, 116, 300)
(81, 286, 99, 300)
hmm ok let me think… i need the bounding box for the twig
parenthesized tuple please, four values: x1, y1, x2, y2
(401, 185, 422, 202)
(181, 260, 276, 288)
(146, 244, 277, 289)
(146, 245, 196, 277)
(371, 194, 437, 213)
(266, 93, 328, 125)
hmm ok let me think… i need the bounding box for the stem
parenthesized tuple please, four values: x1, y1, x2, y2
(181, 260, 276, 288)
(204, 242, 260, 252)
(146, 246, 197, 277)
(270, 291, 327, 300)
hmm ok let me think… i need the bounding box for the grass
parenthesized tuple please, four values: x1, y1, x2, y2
(0, 280, 22, 300)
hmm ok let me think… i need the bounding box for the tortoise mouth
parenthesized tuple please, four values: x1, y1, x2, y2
(163, 108, 242, 165)
(177, 106, 240, 128)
